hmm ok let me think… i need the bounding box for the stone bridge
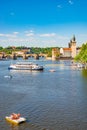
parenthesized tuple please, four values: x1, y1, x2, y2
(6, 53, 47, 60)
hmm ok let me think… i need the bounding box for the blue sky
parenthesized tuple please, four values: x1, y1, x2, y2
(0, 0, 87, 47)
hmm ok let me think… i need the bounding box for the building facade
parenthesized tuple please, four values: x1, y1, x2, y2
(60, 35, 77, 58)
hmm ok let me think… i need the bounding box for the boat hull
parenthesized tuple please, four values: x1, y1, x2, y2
(8, 67, 44, 71)
(5, 116, 26, 125)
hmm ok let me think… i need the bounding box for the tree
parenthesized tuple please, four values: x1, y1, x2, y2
(74, 43, 87, 63)
(0, 46, 3, 52)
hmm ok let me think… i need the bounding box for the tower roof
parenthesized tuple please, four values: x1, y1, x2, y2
(72, 35, 76, 42)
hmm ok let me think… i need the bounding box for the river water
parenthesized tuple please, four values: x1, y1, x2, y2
(0, 58, 87, 130)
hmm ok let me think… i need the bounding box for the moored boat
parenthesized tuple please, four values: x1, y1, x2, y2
(8, 62, 44, 71)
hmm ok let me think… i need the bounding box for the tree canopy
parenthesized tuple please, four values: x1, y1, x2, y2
(0, 46, 60, 56)
(74, 43, 87, 63)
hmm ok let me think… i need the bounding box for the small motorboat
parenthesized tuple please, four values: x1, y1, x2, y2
(5, 113, 26, 125)
(4, 75, 12, 79)
(49, 69, 56, 72)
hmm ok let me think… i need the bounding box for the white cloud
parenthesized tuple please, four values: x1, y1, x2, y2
(13, 32, 19, 35)
(24, 30, 34, 33)
(39, 33, 56, 37)
(24, 30, 34, 37)
(5, 34, 17, 38)
(29, 30, 34, 33)
(0, 31, 70, 47)
(68, 0, 74, 5)
(0, 34, 4, 36)
(0, 33, 17, 38)
(25, 33, 34, 37)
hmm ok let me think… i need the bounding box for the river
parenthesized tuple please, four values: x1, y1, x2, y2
(0, 58, 87, 130)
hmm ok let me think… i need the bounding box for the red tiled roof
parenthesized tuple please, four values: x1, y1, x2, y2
(63, 48, 72, 51)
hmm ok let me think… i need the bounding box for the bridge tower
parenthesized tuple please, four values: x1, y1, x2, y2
(23, 54, 28, 59)
(12, 52, 17, 60)
(52, 48, 59, 60)
(68, 35, 76, 58)
(34, 54, 39, 60)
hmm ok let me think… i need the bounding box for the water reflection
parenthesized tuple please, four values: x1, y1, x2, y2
(9, 69, 44, 76)
(82, 69, 87, 78)
(10, 125, 19, 130)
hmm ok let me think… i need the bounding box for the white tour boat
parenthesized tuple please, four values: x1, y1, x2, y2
(8, 62, 44, 71)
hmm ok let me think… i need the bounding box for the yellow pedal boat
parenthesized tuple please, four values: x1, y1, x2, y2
(5, 115, 26, 125)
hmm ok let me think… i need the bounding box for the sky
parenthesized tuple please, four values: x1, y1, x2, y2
(0, 0, 87, 47)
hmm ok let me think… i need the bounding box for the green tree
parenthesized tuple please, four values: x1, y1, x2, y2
(75, 43, 87, 63)
(0, 46, 3, 50)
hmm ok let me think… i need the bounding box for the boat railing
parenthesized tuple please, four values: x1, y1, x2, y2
(16, 62, 34, 65)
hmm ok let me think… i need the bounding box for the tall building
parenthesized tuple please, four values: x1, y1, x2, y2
(68, 35, 76, 58)
(60, 35, 76, 58)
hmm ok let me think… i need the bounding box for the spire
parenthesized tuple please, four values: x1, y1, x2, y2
(72, 35, 76, 42)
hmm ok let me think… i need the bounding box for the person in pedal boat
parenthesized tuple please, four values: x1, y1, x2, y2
(11, 113, 21, 119)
